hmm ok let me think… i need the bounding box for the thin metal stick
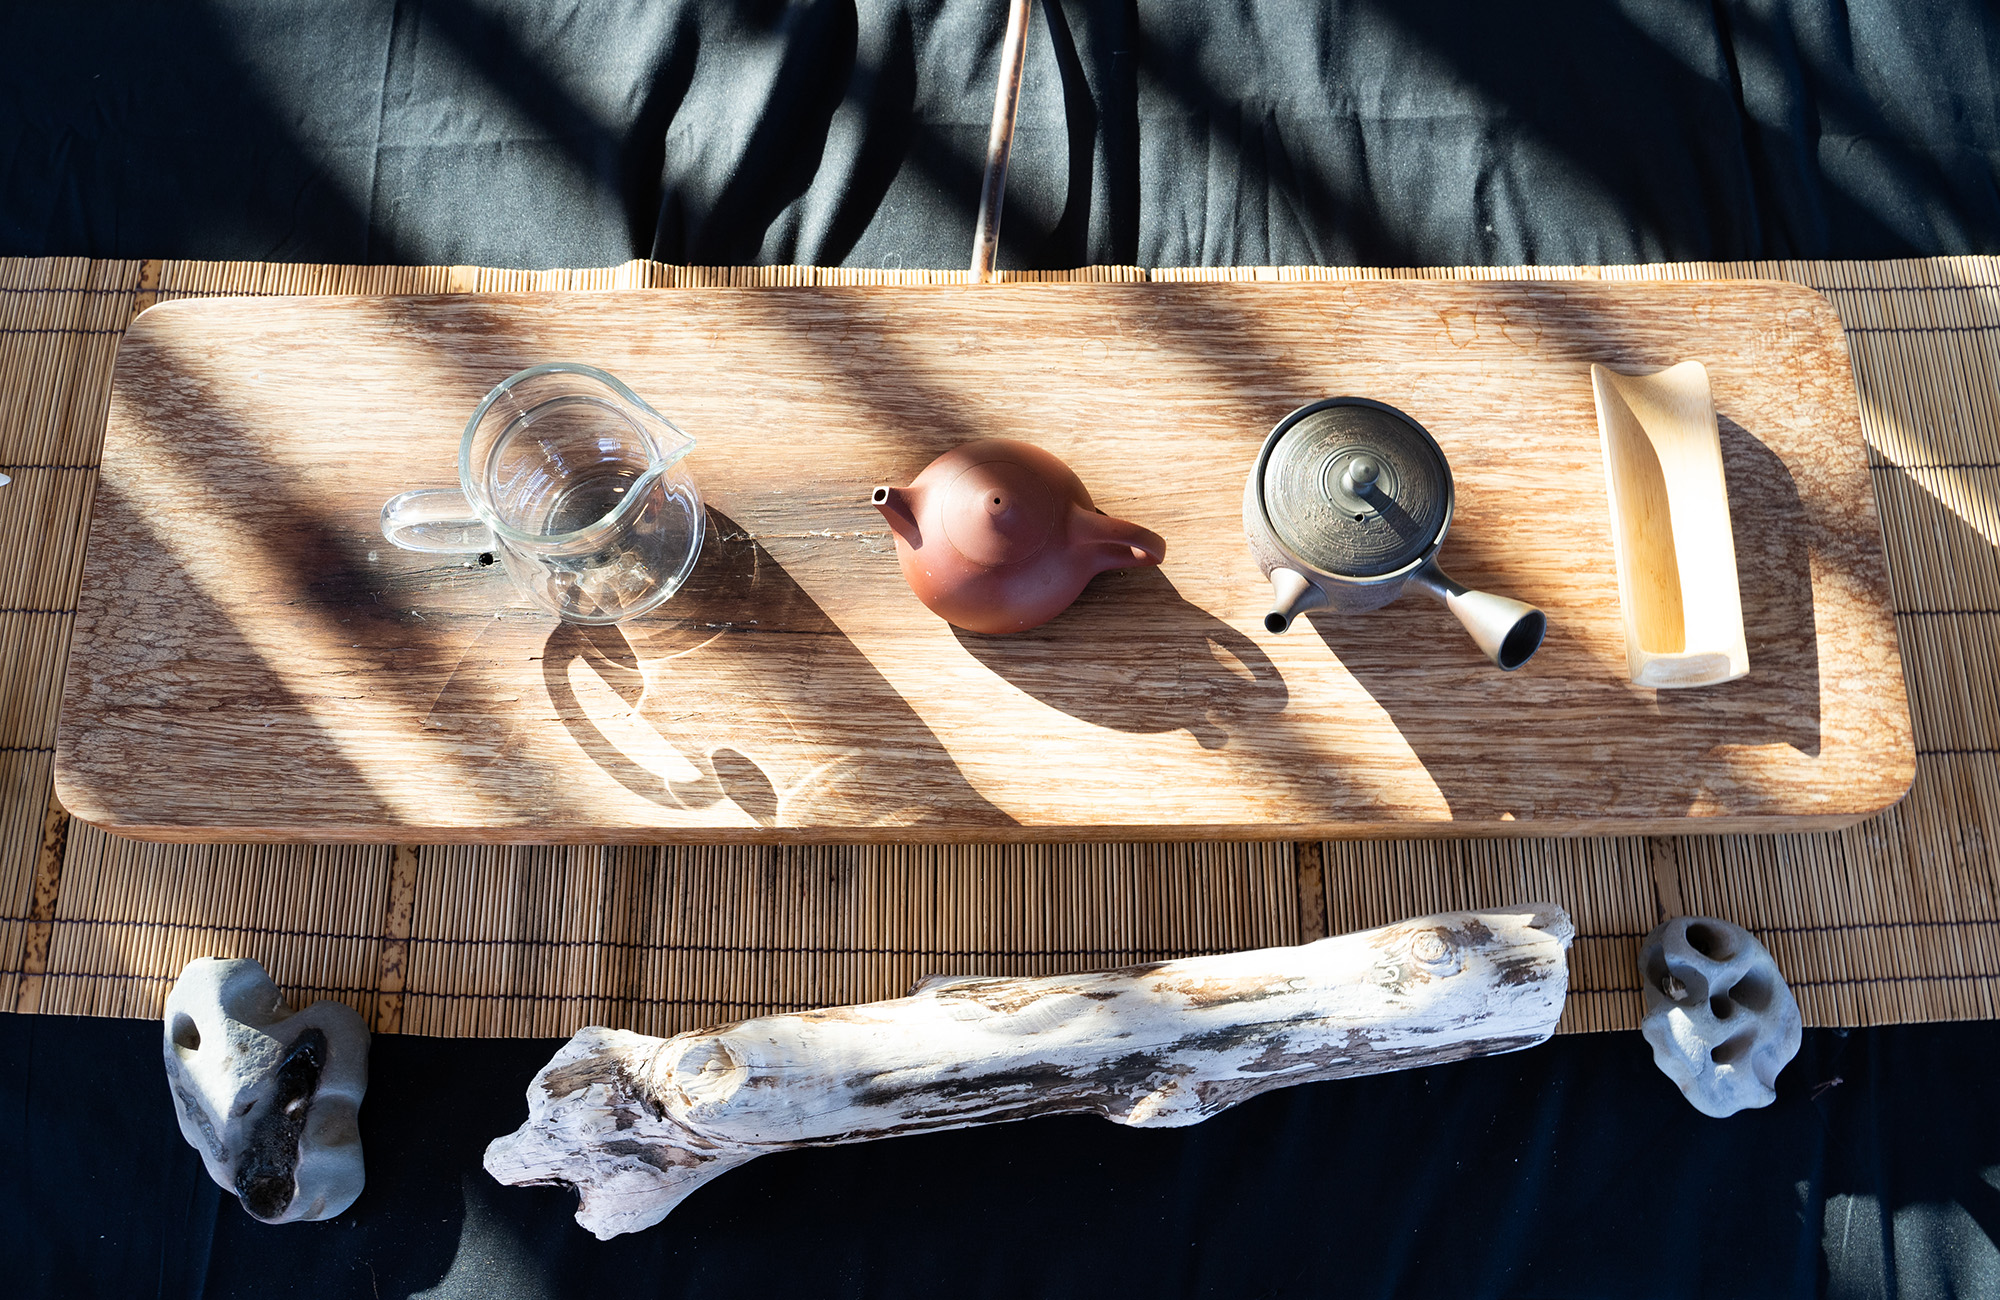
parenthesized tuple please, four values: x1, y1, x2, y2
(970, 0, 1033, 282)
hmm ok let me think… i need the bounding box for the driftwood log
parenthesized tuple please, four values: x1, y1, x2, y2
(486, 904, 1573, 1238)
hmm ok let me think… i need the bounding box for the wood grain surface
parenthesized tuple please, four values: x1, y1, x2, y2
(53, 280, 1912, 842)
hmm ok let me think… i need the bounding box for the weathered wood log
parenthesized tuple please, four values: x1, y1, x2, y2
(485, 903, 1573, 1238)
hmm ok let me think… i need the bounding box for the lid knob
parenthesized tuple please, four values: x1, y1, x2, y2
(1341, 456, 1383, 500)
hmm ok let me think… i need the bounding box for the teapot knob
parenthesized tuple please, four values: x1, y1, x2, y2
(1341, 455, 1382, 500)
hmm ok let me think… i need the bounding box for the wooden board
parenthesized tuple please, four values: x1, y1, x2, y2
(53, 280, 1912, 842)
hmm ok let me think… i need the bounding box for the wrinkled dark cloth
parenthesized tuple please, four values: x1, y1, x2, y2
(5, 1013, 2000, 1298)
(7, 3, 2000, 1296)
(4, 1, 1999, 270)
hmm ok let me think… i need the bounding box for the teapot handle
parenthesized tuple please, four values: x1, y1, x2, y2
(1069, 506, 1166, 572)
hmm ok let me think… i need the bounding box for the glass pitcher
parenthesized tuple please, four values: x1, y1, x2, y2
(381, 363, 704, 625)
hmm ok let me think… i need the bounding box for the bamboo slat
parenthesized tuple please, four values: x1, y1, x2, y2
(37, 824, 391, 1021)
(2, 255, 1996, 1036)
(393, 841, 1295, 1038)
(0, 752, 56, 1011)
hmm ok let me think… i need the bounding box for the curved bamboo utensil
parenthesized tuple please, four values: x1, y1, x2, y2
(1590, 361, 1750, 688)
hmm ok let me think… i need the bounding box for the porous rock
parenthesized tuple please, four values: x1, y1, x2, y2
(1638, 917, 1801, 1118)
(163, 957, 369, 1222)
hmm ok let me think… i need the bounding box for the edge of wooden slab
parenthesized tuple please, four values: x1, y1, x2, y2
(55, 276, 1913, 844)
(53, 802, 1910, 846)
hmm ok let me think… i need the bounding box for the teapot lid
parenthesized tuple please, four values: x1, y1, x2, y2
(939, 457, 1057, 567)
(1259, 398, 1452, 578)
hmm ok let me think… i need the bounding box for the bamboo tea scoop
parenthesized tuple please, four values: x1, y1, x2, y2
(1590, 361, 1750, 688)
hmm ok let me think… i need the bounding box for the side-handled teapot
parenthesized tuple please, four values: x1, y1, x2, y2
(1243, 397, 1547, 670)
(873, 438, 1166, 634)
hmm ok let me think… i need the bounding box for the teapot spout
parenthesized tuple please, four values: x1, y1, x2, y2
(1264, 568, 1328, 633)
(871, 486, 923, 547)
(1407, 560, 1547, 671)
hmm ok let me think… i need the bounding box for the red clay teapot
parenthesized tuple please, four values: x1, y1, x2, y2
(872, 439, 1166, 634)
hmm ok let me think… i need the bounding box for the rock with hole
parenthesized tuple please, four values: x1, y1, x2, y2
(163, 957, 369, 1222)
(1638, 917, 1800, 1117)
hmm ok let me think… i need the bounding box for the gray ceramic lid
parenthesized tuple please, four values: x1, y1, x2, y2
(1261, 399, 1452, 578)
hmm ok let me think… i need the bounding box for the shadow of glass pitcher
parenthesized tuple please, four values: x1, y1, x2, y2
(381, 363, 705, 625)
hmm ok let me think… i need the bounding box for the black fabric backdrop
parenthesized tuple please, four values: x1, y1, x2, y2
(5, 1, 2000, 1295)
(6, 1016, 2000, 1298)
(6, 0, 2000, 269)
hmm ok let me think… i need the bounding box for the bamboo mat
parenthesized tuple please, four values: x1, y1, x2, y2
(2, 255, 1993, 1038)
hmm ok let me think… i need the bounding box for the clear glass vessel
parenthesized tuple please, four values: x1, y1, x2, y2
(381, 363, 704, 625)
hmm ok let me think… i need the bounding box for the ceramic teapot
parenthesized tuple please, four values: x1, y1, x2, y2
(872, 438, 1166, 634)
(1242, 397, 1547, 670)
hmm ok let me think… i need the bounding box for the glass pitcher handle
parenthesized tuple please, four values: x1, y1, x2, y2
(380, 488, 496, 554)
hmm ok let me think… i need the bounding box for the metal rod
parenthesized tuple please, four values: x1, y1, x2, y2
(970, 0, 1033, 282)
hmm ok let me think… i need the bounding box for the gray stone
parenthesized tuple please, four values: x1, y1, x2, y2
(163, 958, 369, 1222)
(1638, 917, 1801, 1118)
